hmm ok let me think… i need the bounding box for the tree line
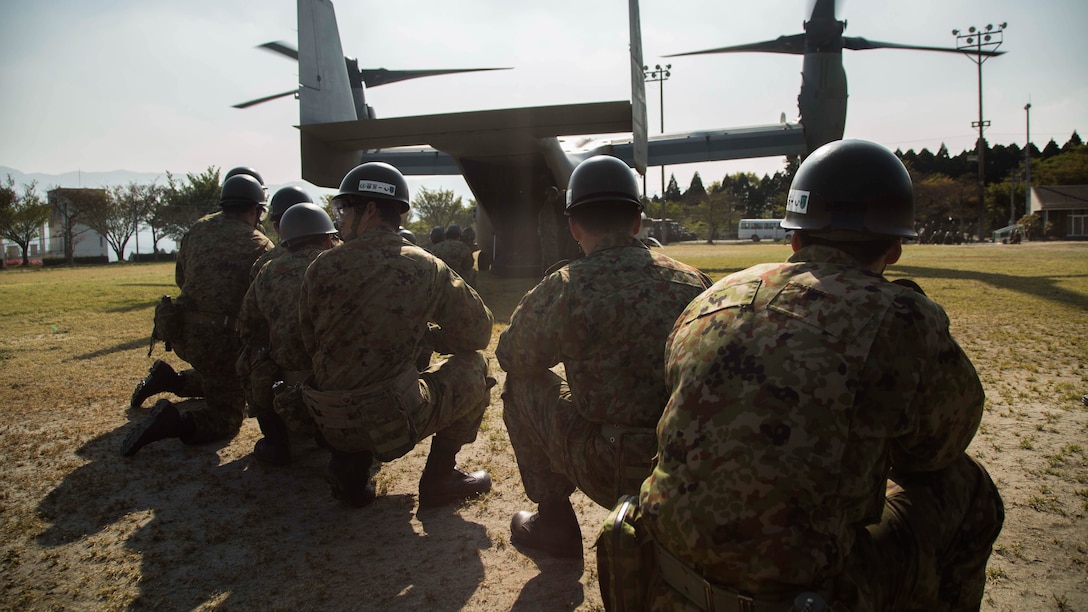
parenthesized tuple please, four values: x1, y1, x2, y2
(0, 168, 481, 267)
(2, 132, 1083, 267)
(653, 132, 1085, 243)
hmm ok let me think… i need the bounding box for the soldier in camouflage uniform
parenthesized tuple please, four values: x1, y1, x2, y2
(123, 173, 274, 456)
(612, 140, 1003, 611)
(497, 155, 711, 558)
(299, 162, 494, 508)
(238, 201, 338, 466)
(249, 185, 315, 281)
(430, 224, 476, 286)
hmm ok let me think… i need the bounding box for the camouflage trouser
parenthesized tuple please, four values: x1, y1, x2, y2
(171, 322, 246, 445)
(626, 454, 1004, 611)
(502, 370, 650, 509)
(236, 345, 275, 420)
(413, 351, 490, 447)
(236, 346, 315, 437)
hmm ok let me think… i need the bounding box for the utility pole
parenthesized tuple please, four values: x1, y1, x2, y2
(1024, 102, 1032, 219)
(644, 63, 671, 243)
(953, 23, 1006, 240)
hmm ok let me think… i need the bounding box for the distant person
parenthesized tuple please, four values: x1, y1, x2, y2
(496, 155, 711, 558)
(237, 202, 339, 465)
(424, 226, 445, 252)
(298, 162, 494, 508)
(460, 226, 477, 252)
(430, 224, 476, 285)
(124, 174, 274, 457)
(397, 226, 417, 244)
(599, 140, 1003, 610)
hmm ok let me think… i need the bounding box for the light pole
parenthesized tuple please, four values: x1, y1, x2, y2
(1024, 102, 1032, 220)
(644, 63, 671, 242)
(953, 23, 1005, 240)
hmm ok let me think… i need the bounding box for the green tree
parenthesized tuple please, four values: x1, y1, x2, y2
(0, 175, 13, 269)
(683, 172, 707, 206)
(1032, 144, 1088, 185)
(141, 184, 170, 259)
(82, 182, 152, 262)
(0, 176, 52, 266)
(50, 187, 108, 264)
(664, 174, 683, 202)
(693, 182, 740, 243)
(160, 168, 222, 240)
(410, 187, 472, 231)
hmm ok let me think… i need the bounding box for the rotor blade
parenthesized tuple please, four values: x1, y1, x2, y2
(232, 90, 298, 109)
(258, 41, 299, 60)
(843, 37, 1005, 56)
(360, 67, 512, 88)
(665, 34, 806, 57)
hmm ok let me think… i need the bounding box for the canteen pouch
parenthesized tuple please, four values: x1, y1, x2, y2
(273, 380, 314, 435)
(596, 495, 654, 612)
(303, 368, 421, 462)
(152, 295, 183, 350)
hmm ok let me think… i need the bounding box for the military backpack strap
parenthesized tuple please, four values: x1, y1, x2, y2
(891, 278, 927, 296)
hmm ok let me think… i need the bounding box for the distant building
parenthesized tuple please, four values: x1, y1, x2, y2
(46, 188, 109, 260)
(1030, 185, 1088, 239)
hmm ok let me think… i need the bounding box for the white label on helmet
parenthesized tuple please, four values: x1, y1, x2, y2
(786, 189, 810, 214)
(357, 180, 397, 197)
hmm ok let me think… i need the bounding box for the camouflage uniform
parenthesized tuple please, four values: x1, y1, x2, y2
(172, 211, 274, 443)
(496, 233, 711, 508)
(430, 238, 476, 286)
(299, 226, 493, 453)
(238, 245, 326, 436)
(250, 244, 287, 281)
(636, 244, 1003, 610)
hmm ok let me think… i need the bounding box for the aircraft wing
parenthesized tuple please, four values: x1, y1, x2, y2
(299, 101, 631, 187)
(612, 122, 807, 167)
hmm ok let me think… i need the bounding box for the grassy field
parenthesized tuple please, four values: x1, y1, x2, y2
(1, 240, 1086, 610)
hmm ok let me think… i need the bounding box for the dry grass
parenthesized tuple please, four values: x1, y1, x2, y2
(1, 240, 1086, 610)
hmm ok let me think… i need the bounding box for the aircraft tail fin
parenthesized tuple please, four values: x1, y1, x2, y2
(298, 0, 358, 125)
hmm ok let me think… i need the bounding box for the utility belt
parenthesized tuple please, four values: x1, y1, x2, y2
(184, 310, 239, 332)
(600, 423, 657, 500)
(302, 367, 421, 462)
(655, 543, 818, 612)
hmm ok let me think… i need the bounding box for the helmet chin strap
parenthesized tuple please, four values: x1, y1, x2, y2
(345, 201, 377, 239)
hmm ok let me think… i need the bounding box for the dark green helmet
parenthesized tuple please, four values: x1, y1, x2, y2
(279, 202, 337, 247)
(220, 174, 267, 209)
(565, 155, 643, 214)
(397, 227, 417, 244)
(429, 226, 445, 244)
(334, 162, 410, 214)
(445, 224, 462, 240)
(224, 166, 264, 186)
(269, 186, 313, 221)
(782, 139, 916, 239)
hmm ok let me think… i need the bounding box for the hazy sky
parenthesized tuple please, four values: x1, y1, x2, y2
(1, 0, 1085, 199)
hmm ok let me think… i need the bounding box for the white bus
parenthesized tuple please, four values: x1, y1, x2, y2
(738, 218, 789, 242)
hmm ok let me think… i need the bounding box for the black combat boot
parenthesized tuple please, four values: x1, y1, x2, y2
(510, 497, 583, 558)
(130, 360, 184, 409)
(121, 399, 194, 457)
(253, 412, 291, 467)
(417, 437, 491, 508)
(326, 450, 376, 508)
